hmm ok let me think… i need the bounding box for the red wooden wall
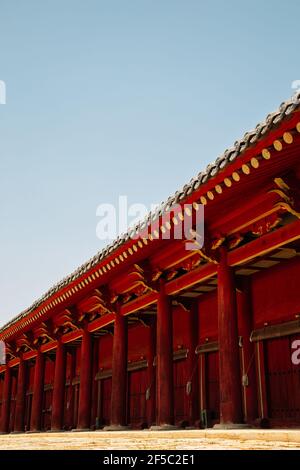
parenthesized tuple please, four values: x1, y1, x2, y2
(252, 257, 300, 327)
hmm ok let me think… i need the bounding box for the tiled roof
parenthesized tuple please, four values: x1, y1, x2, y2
(1, 92, 300, 334)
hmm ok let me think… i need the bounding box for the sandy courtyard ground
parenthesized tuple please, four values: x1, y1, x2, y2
(0, 429, 300, 450)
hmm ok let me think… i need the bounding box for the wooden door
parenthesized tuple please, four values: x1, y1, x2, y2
(206, 351, 220, 421)
(265, 334, 300, 424)
(128, 369, 147, 428)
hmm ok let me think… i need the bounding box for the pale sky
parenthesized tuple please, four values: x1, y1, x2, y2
(1, 0, 300, 326)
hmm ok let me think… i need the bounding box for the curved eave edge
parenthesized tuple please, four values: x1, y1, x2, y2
(1, 92, 300, 338)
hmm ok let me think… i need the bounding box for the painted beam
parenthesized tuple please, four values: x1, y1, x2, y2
(228, 218, 300, 266)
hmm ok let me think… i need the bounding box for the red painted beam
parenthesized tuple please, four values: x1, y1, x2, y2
(7, 357, 19, 368)
(23, 350, 37, 361)
(228, 218, 300, 266)
(165, 262, 216, 296)
(41, 340, 58, 353)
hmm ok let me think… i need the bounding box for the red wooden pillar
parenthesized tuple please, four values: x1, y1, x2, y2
(14, 357, 27, 432)
(51, 340, 66, 431)
(216, 246, 243, 427)
(91, 340, 99, 429)
(237, 278, 258, 423)
(65, 349, 75, 429)
(30, 350, 45, 432)
(146, 317, 156, 427)
(186, 302, 199, 426)
(156, 278, 175, 428)
(77, 329, 92, 430)
(106, 309, 128, 429)
(0, 366, 12, 433)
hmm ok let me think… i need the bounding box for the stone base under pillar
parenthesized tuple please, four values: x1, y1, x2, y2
(213, 423, 252, 430)
(10, 431, 25, 434)
(71, 428, 91, 432)
(150, 424, 179, 431)
(26, 430, 42, 433)
(102, 425, 129, 431)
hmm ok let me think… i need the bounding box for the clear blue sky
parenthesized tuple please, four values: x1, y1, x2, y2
(0, 0, 299, 327)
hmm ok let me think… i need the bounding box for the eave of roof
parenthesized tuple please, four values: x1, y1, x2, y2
(1, 92, 300, 336)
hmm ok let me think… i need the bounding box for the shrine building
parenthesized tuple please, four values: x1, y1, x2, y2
(1, 93, 300, 433)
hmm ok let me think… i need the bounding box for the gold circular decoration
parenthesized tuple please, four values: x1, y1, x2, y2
(215, 184, 223, 194)
(200, 196, 207, 205)
(283, 132, 293, 144)
(142, 238, 148, 245)
(138, 240, 143, 248)
(160, 225, 166, 234)
(242, 164, 250, 175)
(165, 221, 172, 229)
(128, 247, 133, 255)
(119, 254, 124, 262)
(133, 244, 138, 252)
(224, 177, 232, 187)
(262, 148, 271, 160)
(173, 216, 179, 225)
(232, 171, 240, 182)
(153, 230, 159, 238)
(185, 206, 192, 216)
(115, 258, 120, 264)
(296, 122, 300, 133)
(192, 201, 199, 210)
(273, 139, 282, 151)
(251, 157, 259, 168)
(123, 251, 128, 258)
(207, 191, 214, 200)
(178, 212, 184, 221)
(148, 233, 153, 241)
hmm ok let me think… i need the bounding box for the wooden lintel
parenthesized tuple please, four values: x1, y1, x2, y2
(251, 319, 300, 342)
(61, 329, 83, 344)
(196, 341, 219, 354)
(87, 313, 115, 333)
(120, 291, 158, 316)
(229, 218, 300, 266)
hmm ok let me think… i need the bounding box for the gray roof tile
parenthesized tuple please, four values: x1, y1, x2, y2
(1, 92, 300, 335)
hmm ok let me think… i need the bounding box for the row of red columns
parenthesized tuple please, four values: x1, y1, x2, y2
(0, 246, 257, 432)
(0, 336, 93, 433)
